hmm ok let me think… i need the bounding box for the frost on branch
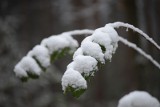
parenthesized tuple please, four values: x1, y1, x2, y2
(118, 91, 160, 107)
(62, 25, 119, 97)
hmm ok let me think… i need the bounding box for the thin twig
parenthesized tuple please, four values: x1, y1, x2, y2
(109, 22, 160, 50)
(119, 36, 160, 69)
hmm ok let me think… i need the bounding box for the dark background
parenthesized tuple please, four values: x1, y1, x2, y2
(0, 0, 160, 107)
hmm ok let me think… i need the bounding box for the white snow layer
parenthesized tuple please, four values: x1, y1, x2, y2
(119, 36, 160, 69)
(67, 55, 98, 76)
(61, 68, 87, 91)
(104, 25, 119, 53)
(73, 48, 83, 59)
(41, 36, 70, 54)
(110, 22, 160, 51)
(81, 36, 105, 63)
(62, 25, 119, 92)
(14, 32, 79, 78)
(104, 25, 119, 43)
(41, 34, 78, 54)
(92, 27, 119, 60)
(118, 91, 160, 107)
(66, 29, 94, 36)
(60, 33, 79, 53)
(14, 56, 42, 78)
(27, 45, 50, 68)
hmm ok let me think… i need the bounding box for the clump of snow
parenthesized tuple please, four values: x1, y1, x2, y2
(104, 45, 114, 60)
(62, 25, 119, 92)
(67, 55, 98, 77)
(27, 45, 50, 68)
(118, 91, 160, 107)
(62, 25, 120, 92)
(41, 36, 70, 54)
(60, 33, 79, 53)
(104, 25, 119, 53)
(73, 48, 83, 59)
(92, 27, 119, 60)
(81, 36, 105, 63)
(41, 34, 78, 55)
(92, 27, 112, 47)
(14, 56, 41, 78)
(61, 68, 87, 91)
(104, 25, 119, 42)
(14, 30, 80, 80)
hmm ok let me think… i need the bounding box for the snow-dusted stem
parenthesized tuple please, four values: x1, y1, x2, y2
(14, 29, 94, 79)
(109, 22, 160, 50)
(62, 29, 94, 36)
(67, 28, 160, 69)
(119, 36, 160, 69)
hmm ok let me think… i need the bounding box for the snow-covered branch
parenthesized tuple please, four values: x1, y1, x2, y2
(14, 22, 160, 98)
(119, 37, 160, 69)
(14, 29, 93, 81)
(61, 22, 160, 97)
(109, 22, 160, 50)
(63, 29, 94, 36)
(61, 25, 120, 97)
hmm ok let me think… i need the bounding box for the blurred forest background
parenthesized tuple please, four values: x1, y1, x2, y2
(0, 0, 160, 107)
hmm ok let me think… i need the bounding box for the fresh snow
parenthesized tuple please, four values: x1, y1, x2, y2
(104, 25, 119, 43)
(92, 27, 112, 48)
(81, 36, 105, 63)
(14, 30, 80, 79)
(67, 55, 98, 76)
(118, 91, 160, 107)
(73, 48, 83, 59)
(41, 36, 70, 54)
(119, 36, 160, 69)
(104, 24, 119, 53)
(110, 22, 160, 51)
(27, 45, 50, 68)
(60, 33, 79, 53)
(62, 23, 160, 94)
(61, 68, 87, 91)
(41, 34, 78, 54)
(14, 23, 160, 99)
(14, 56, 41, 78)
(66, 29, 94, 36)
(92, 27, 118, 60)
(62, 25, 120, 92)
